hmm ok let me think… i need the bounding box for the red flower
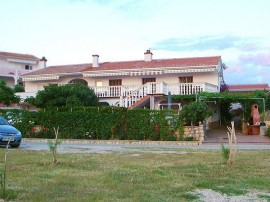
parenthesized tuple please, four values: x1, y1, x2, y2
(154, 125, 159, 131)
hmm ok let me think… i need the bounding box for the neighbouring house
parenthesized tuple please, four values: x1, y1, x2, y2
(0, 51, 47, 87)
(18, 50, 226, 127)
(227, 83, 270, 93)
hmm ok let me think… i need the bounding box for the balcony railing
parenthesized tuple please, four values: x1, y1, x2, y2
(91, 82, 168, 98)
(167, 82, 218, 95)
(0, 68, 31, 77)
(91, 82, 218, 98)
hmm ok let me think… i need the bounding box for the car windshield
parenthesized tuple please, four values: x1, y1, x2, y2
(0, 117, 9, 125)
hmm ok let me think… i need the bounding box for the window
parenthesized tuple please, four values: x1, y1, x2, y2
(25, 65, 32, 70)
(109, 79, 122, 86)
(142, 78, 156, 84)
(179, 76, 193, 83)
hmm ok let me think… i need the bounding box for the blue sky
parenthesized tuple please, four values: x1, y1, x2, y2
(1, 0, 269, 84)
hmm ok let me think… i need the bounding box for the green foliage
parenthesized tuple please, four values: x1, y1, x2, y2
(221, 144, 230, 163)
(0, 107, 180, 141)
(266, 127, 270, 137)
(48, 127, 61, 164)
(172, 94, 196, 102)
(0, 80, 20, 106)
(178, 120, 184, 141)
(199, 91, 269, 123)
(13, 84, 25, 92)
(48, 139, 62, 151)
(179, 101, 213, 125)
(27, 83, 98, 108)
(184, 136, 193, 141)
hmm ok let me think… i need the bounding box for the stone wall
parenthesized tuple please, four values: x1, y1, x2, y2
(183, 124, 205, 143)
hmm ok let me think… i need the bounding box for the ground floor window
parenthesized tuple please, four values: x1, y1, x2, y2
(109, 79, 122, 86)
(142, 77, 156, 84)
(179, 76, 193, 83)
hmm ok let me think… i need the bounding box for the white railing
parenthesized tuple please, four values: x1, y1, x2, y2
(204, 82, 218, 92)
(91, 82, 168, 98)
(120, 82, 167, 108)
(0, 68, 31, 77)
(167, 82, 218, 95)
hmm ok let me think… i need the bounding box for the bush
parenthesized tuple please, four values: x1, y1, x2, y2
(267, 127, 270, 137)
(179, 101, 213, 126)
(0, 107, 180, 141)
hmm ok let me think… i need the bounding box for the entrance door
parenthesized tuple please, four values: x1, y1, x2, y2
(109, 79, 122, 97)
(142, 78, 156, 94)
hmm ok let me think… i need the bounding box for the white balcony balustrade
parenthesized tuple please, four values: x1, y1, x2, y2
(91, 82, 218, 98)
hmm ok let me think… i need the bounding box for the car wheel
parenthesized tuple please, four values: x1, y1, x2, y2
(10, 144, 20, 148)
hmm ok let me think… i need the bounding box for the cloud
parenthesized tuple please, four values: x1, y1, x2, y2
(153, 35, 266, 52)
(239, 53, 270, 66)
(87, 0, 162, 19)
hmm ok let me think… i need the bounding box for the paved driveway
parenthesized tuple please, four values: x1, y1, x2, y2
(15, 141, 270, 154)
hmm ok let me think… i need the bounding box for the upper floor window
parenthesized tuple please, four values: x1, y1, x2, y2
(179, 76, 193, 83)
(109, 79, 122, 86)
(25, 65, 32, 70)
(142, 78, 156, 84)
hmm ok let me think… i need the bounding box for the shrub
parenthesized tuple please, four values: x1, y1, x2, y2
(267, 127, 270, 137)
(0, 107, 181, 141)
(179, 101, 213, 126)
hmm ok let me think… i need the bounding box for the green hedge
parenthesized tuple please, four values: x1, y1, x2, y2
(0, 107, 179, 141)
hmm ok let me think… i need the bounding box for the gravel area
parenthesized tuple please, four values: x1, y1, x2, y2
(193, 189, 270, 202)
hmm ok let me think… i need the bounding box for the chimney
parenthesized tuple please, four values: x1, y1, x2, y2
(144, 50, 153, 62)
(92, 54, 99, 67)
(39, 56, 47, 69)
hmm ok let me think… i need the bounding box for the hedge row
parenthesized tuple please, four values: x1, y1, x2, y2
(0, 107, 179, 141)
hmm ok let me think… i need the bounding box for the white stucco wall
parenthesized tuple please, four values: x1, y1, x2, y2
(23, 71, 220, 93)
(0, 58, 39, 70)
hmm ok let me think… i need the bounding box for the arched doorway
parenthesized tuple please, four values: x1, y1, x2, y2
(68, 79, 88, 86)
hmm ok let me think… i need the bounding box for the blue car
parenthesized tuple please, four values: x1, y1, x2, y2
(0, 116, 22, 148)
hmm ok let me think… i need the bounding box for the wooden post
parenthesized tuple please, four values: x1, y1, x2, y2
(227, 121, 237, 166)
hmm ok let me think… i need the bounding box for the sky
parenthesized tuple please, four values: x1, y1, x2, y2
(1, 0, 270, 85)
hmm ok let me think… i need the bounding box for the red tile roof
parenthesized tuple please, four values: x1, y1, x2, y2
(228, 84, 270, 92)
(0, 51, 40, 61)
(22, 64, 91, 76)
(84, 56, 221, 71)
(22, 56, 221, 76)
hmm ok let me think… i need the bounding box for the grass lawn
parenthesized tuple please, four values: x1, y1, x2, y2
(0, 148, 270, 201)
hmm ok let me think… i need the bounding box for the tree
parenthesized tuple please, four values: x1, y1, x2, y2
(0, 80, 20, 106)
(27, 83, 99, 108)
(179, 101, 213, 126)
(14, 84, 25, 92)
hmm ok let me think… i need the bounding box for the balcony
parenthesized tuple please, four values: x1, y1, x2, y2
(0, 68, 31, 78)
(91, 82, 218, 98)
(91, 82, 168, 98)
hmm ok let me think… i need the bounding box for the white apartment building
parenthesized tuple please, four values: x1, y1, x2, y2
(0, 51, 47, 87)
